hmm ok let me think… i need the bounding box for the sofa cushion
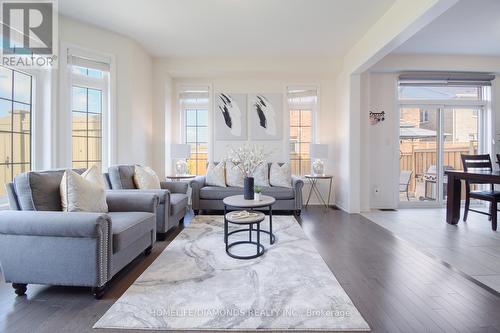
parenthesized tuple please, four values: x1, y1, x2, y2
(108, 165, 137, 189)
(133, 165, 161, 189)
(261, 186, 294, 199)
(225, 162, 243, 187)
(199, 186, 295, 200)
(170, 193, 188, 216)
(108, 212, 155, 253)
(14, 169, 85, 211)
(200, 186, 243, 200)
(206, 162, 226, 187)
(60, 168, 108, 213)
(270, 162, 292, 188)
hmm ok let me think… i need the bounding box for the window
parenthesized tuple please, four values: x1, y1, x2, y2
(288, 88, 317, 176)
(398, 74, 491, 204)
(0, 66, 32, 196)
(180, 90, 209, 175)
(419, 110, 429, 123)
(69, 55, 110, 170)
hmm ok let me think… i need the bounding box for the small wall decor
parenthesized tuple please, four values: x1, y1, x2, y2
(369, 111, 385, 125)
(215, 93, 248, 140)
(249, 93, 283, 140)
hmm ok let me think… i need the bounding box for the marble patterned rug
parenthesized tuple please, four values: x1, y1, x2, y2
(94, 215, 370, 332)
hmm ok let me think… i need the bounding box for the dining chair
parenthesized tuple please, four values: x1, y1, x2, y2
(399, 170, 413, 201)
(461, 154, 500, 231)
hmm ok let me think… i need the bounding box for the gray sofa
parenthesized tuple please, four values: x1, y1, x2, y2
(190, 163, 304, 215)
(0, 169, 158, 299)
(105, 165, 189, 241)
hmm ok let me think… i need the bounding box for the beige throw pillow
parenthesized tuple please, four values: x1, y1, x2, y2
(133, 165, 161, 189)
(60, 166, 108, 212)
(226, 161, 244, 187)
(206, 162, 226, 187)
(270, 162, 292, 188)
(253, 163, 270, 187)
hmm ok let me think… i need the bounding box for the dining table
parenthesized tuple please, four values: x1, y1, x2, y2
(445, 169, 500, 225)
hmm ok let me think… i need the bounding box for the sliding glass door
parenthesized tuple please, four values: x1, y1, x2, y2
(399, 106, 484, 205)
(441, 107, 481, 202)
(399, 107, 439, 202)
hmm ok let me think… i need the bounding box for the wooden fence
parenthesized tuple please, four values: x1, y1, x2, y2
(400, 146, 477, 192)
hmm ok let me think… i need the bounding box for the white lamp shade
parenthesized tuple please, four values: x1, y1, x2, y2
(310, 144, 329, 159)
(171, 144, 191, 158)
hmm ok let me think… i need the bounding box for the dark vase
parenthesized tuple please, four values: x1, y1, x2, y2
(244, 176, 254, 200)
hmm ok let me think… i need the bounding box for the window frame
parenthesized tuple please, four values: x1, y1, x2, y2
(180, 97, 209, 175)
(70, 73, 108, 170)
(0, 65, 34, 201)
(60, 45, 116, 172)
(287, 87, 318, 177)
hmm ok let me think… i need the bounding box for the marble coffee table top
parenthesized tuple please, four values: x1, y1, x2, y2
(223, 195, 276, 208)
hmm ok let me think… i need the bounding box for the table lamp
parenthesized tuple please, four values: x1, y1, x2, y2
(310, 144, 328, 176)
(171, 144, 191, 175)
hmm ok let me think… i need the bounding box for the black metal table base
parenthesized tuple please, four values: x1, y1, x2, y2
(226, 240, 265, 259)
(224, 203, 275, 260)
(225, 222, 265, 259)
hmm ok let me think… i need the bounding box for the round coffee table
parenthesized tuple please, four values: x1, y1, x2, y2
(224, 211, 266, 259)
(223, 195, 276, 248)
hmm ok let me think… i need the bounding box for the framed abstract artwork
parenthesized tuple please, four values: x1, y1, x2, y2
(249, 93, 283, 140)
(214, 93, 247, 141)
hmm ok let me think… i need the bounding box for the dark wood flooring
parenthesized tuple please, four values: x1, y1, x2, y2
(1, 207, 500, 332)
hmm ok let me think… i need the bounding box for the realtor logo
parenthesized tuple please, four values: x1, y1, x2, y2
(1, 0, 58, 67)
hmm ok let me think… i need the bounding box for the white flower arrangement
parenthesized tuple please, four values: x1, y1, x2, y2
(226, 144, 271, 177)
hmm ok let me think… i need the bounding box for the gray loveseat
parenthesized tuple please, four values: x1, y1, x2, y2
(190, 163, 304, 215)
(0, 169, 158, 299)
(105, 165, 189, 241)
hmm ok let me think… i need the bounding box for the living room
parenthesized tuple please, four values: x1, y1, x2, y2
(1, 0, 500, 332)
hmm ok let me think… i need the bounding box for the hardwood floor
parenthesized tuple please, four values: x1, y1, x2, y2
(1, 208, 500, 332)
(362, 208, 500, 293)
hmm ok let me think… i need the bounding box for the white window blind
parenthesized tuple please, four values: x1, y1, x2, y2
(399, 72, 494, 86)
(68, 55, 110, 72)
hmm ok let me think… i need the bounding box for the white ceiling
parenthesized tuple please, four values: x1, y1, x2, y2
(58, 0, 395, 57)
(395, 0, 500, 56)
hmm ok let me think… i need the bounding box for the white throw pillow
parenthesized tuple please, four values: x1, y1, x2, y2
(226, 161, 244, 187)
(270, 162, 292, 188)
(206, 162, 226, 187)
(253, 163, 270, 187)
(60, 167, 108, 212)
(134, 165, 161, 189)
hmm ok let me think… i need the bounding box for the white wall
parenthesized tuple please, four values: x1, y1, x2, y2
(361, 54, 500, 210)
(151, 57, 338, 204)
(332, 0, 458, 213)
(54, 16, 153, 168)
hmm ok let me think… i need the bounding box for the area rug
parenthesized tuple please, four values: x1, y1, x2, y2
(94, 215, 370, 332)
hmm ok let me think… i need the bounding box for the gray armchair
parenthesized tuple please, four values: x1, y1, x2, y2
(0, 169, 158, 299)
(106, 165, 189, 240)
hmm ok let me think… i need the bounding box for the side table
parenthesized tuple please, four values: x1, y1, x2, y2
(304, 175, 333, 209)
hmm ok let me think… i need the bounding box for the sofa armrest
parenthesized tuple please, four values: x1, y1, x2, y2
(106, 192, 158, 213)
(0, 211, 111, 238)
(189, 176, 206, 210)
(292, 176, 304, 210)
(0, 211, 112, 287)
(160, 181, 188, 194)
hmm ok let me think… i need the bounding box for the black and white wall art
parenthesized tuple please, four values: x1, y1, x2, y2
(249, 93, 283, 140)
(214, 93, 247, 140)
